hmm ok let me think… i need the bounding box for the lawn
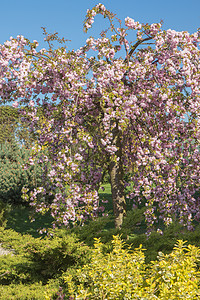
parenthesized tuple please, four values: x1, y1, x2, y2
(6, 184, 113, 237)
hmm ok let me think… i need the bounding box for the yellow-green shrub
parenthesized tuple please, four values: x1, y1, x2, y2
(63, 236, 200, 300)
(148, 240, 200, 299)
(63, 235, 153, 299)
(0, 281, 59, 300)
(0, 228, 91, 285)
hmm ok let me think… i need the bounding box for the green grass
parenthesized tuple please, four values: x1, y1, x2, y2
(99, 183, 113, 212)
(5, 183, 200, 259)
(5, 184, 113, 237)
(6, 205, 54, 238)
(99, 183, 111, 195)
(3, 183, 200, 266)
(4, 184, 150, 238)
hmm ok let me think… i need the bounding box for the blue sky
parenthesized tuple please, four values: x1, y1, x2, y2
(0, 0, 200, 51)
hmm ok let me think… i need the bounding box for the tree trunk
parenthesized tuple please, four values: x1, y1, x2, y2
(109, 127, 126, 229)
(109, 159, 126, 228)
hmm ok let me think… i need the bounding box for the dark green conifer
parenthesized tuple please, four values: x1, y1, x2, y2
(0, 140, 42, 204)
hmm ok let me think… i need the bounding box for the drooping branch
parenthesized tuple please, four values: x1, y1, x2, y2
(124, 36, 153, 64)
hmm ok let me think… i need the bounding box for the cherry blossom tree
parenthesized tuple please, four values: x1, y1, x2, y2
(0, 3, 200, 232)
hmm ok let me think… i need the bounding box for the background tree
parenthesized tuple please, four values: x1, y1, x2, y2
(0, 106, 47, 204)
(0, 140, 43, 205)
(0, 106, 19, 146)
(0, 105, 36, 148)
(0, 3, 200, 231)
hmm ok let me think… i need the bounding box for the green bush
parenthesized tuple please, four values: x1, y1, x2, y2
(0, 228, 91, 300)
(69, 208, 146, 248)
(0, 227, 36, 255)
(0, 228, 91, 285)
(24, 228, 91, 281)
(0, 281, 59, 300)
(0, 200, 10, 227)
(0, 141, 43, 205)
(71, 211, 200, 264)
(0, 253, 34, 285)
(63, 235, 150, 299)
(70, 215, 118, 246)
(148, 240, 200, 299)
(62, 236, 200, 299)
(0, 227, 92, 298)
(123, 222, 200, 264)
(69, 210, 173, 263)
(0, 226, 200, 299)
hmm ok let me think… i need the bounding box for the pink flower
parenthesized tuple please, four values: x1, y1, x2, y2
(12, 101, 19, 108)
(125, 17, 141, 30)
(29, 100, 35, 107)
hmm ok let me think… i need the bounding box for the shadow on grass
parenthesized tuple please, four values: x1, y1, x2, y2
(5, 190, 114, 239)
(6, 205, 54, 238)
(6, 183, 140, 238)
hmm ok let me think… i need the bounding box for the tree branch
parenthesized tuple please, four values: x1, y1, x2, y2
(124, 36, 153, 64)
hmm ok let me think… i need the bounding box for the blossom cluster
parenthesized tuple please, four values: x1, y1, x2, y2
(125, 17, 142, 30)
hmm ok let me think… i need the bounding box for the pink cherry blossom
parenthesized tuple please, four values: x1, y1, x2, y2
(0, 4, 200, 233)
(12, 101, 19, 108)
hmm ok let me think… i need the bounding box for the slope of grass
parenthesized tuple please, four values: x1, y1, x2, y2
(5, 183, 200, 265)
(5, 184, 113, 237)
(6, 205, 54, 238)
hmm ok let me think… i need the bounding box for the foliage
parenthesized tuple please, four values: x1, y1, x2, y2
(0, 105, 19, 144)
(149, 240, 200, 299)
(69, 210, 200, 264)
(63, 235, 149, 299)
(23, 228, 91, 281)
(0, 282, 59, 300)
(0, 200, 10, 227)
(0, 227, 40, 255)
(0, 228, 91, 285)
(61, 236, 200, 299)
(0, 252, 36, 285)
(69, 208, 146, 249)
(5, 201, 200, 264)
(0, 140, 43, 204)
(0, 105, 36, 147)
(0, 4, 200, 231)
(0, 227, 92, 298)
(0, 222, 200, 299)
(6, 204, 54, 237)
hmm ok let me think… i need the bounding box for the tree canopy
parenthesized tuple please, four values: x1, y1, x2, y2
(0, 3, 200, 232)
(0, 106, 19, 145)
(0, 105, 37, 148)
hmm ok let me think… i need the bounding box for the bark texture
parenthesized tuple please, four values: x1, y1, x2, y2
(109, 160, 126, 228)
(109, 126, 126, 229)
